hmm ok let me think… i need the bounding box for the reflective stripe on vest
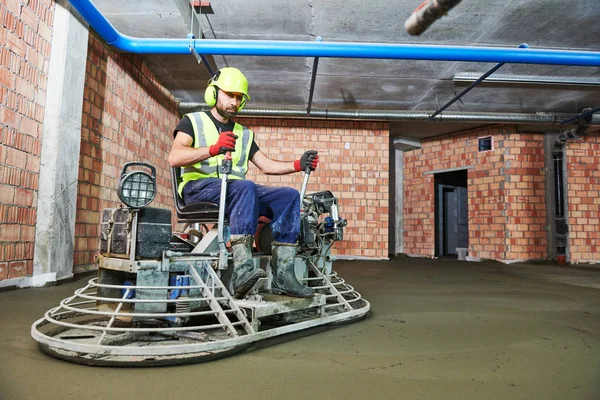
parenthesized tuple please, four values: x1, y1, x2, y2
(179, 112, 254, 196)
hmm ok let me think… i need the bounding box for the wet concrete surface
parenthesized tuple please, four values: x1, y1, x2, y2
(1, 257, 599, 400)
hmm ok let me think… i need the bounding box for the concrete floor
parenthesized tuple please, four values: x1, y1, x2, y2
(1, 258, 599, 400)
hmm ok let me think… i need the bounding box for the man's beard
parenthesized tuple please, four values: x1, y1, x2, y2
(216, 104, 237, 120)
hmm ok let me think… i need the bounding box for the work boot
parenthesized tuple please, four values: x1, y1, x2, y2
(271, 242, 314, 298)
(230, 235, 266, 299)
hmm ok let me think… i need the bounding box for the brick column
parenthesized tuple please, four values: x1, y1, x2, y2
(0, 0, 54, 286)
(566, 135, 600, 263)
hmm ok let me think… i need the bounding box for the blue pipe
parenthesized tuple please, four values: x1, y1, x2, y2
(69, 0, 600, 67)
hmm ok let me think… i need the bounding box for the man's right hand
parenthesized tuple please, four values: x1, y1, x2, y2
(294, 150, 319, 172)
(209, 131, 238, 157)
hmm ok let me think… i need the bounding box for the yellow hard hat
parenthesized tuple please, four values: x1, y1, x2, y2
(204, 67, 250, 108)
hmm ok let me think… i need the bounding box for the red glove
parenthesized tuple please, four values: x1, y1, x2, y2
(294, 150, 319, 172)
(209, 131, 237, 157)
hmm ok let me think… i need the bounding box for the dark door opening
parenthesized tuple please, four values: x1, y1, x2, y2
(435, 170, 468, 257)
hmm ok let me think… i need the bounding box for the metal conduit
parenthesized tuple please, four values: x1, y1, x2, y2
(178, 105, 600, 125)
(428, 44, 530, 120)
(67, 0, 600, 67)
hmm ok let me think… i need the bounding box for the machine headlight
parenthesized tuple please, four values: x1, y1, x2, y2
(117, 162, 156, 208)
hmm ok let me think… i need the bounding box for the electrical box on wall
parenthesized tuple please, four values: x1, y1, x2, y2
(478, 136, 493, 152)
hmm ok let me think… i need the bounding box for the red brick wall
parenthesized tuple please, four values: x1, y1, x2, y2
(468, 131, 508, 260)
(403, 157, 435, 257)
(566, 135, 600, 264)
(239, 118, 390, 258)
(404, 126, 547, 262)
(0, 0, 53, 280)
(502, 133, 546, 260)
(73, 34, 179, 273)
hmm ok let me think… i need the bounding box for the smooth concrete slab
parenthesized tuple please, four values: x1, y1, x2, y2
(1, 258, 599, 400)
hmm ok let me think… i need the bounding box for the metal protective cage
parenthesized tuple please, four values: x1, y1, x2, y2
(117, 162, 156, 208)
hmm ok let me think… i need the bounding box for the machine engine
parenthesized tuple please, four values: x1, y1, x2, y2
(299, 190, 347, 255)
(255, 190, 347, 257)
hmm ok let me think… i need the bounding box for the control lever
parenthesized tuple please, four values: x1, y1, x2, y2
(299, 166, 311, 212)
(217, 148, 232, 270)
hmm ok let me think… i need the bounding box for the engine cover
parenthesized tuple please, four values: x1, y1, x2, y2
(307, 190, 337, 214)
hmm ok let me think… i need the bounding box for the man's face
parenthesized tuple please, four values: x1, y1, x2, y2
(215, 89, 244, 120)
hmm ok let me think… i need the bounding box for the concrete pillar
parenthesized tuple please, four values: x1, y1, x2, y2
(389, 136, 421, 255)
(389, 136, 422, 255)
(32, 1, 88, 285)
(394, 149, 404, 254)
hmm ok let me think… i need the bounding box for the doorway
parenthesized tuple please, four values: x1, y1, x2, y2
(435, 170, 468, 257)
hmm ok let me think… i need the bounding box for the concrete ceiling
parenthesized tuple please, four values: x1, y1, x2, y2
(92, 0, 600, 140)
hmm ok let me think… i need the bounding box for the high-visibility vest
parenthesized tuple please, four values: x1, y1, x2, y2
(179, 112, 254, 196)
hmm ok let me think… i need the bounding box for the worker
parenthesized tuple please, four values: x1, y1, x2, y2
(168, 67, 318, 300)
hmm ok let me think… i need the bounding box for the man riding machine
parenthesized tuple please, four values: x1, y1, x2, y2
(30, 67, 370, 366)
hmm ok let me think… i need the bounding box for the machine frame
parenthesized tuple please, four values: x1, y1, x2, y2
(31, 162, 370, 366)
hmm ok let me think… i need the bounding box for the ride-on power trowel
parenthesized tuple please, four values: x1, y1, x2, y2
(31, 160, 370, 366)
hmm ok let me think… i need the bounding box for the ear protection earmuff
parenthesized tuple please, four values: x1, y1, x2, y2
(204, 70, 221, 107)
(204, 71, 221, 107)
(204, 85, 218, 107)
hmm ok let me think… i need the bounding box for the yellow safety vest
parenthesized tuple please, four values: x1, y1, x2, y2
(179, 112, 254, 196)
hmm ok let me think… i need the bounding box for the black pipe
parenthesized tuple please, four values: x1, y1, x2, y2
(200, 54, 215, 77)
(560, 106, 600, 125)
(429, 43, 529, 121)
(553, 150, 565, 218)
(428, 62, 504, 120)
(307, 57, 319, 115)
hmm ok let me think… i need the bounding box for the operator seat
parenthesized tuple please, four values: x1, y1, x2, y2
(170, 166, 222, 224)
(170, 167, 270, 253)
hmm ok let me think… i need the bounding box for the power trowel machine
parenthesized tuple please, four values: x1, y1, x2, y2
(31, 160, 370, 366)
